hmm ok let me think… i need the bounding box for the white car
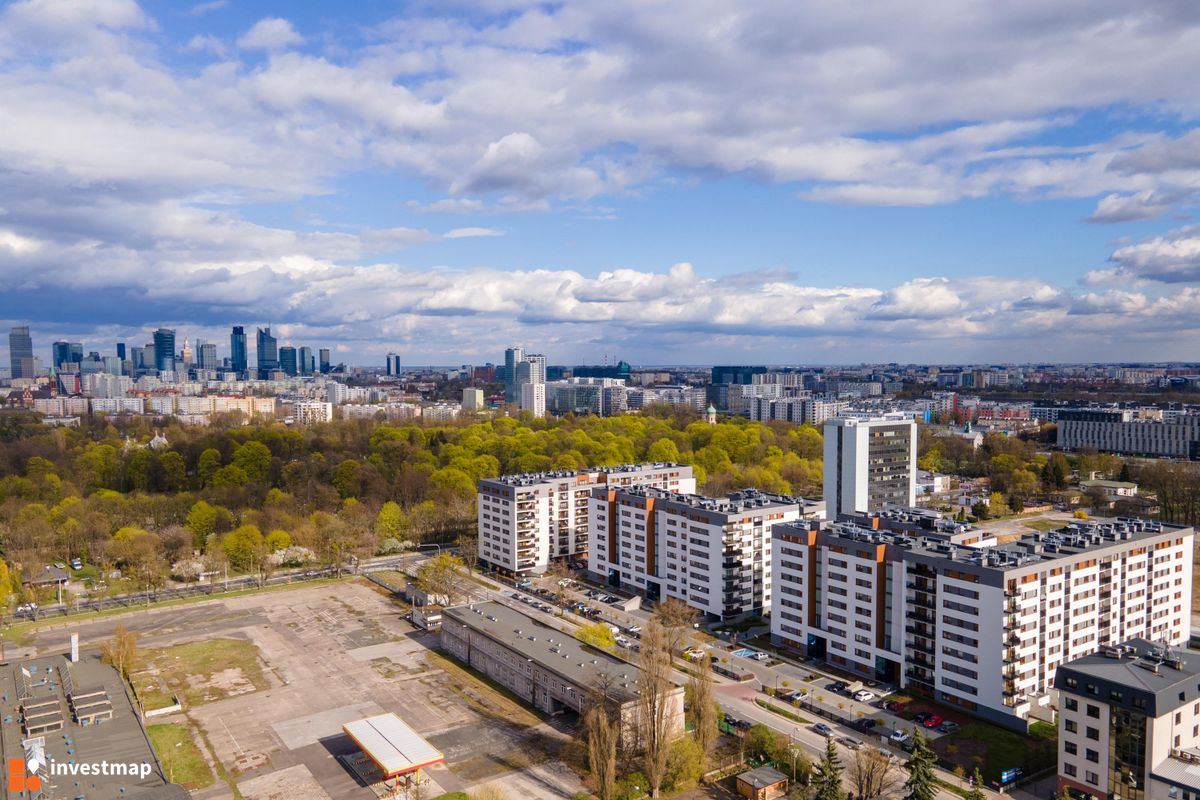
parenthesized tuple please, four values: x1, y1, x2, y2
(753, 652, 771, 662)
(853, 690, 877, 703)
(889, 730, 911, 744)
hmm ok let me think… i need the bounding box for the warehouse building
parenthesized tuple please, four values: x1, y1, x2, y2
(440, 602, 684, 740)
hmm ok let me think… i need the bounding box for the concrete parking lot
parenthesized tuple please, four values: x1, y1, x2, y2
(19, 580, 584, 800)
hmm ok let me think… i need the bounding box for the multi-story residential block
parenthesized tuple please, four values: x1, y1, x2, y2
(588, 487, 805, 619)
(823, 414, 917, 518)
(478, 464, 695, 576)
(462, 388, 485, 411)
(1058, 410, 1200, 459)
(519, 381, 546, 418)
(293, 400, 333, 426)
(771, 515, 1193, 729)
(1055, 640, 1200, 800)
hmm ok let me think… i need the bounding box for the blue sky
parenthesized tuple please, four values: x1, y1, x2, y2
(2, 0, 1200, 367)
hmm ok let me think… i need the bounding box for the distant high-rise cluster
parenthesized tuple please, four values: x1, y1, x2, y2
(503, 346, 547, 417)
(7, 323, 342, 385)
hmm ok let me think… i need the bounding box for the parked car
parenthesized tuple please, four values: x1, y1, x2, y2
(853, 690, 876, 703)
(937, 721, 960, 734)
(627, 625, 642, 634)
(812, 723, 834, 737)
(854, 718, 878, 732)
(753, 652, 771, 662)
(884, 701, 903, 713)
(15, 603, 37, 613)
(922, 715, 944, 728)
(828, 681, 848, 693)
(913, 712, 931, 724)
(889, 730, 911, 745)
(70, 558, 83, 570)
(838, 736, 865, 750)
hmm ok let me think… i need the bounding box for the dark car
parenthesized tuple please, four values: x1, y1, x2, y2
(855, 718, 879, 731)
(913, 712, 931, 724)
(828, 681, 848, 693)
(938, 721, 960, 734)
(736, 719, 753, 731)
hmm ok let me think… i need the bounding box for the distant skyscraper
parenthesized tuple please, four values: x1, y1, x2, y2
(319, 348, 330, 373)
(230, 326, 247, 374)
(180, 337, 193, 369)
(279, 346, 298, 376)
(153, 328, 176, 373)
(8, 326, 33, 379)
(116, 342, 126, 361)
(386, 352, 401, 376)
(517, 354, 546, 385)
(503, 346, 524, 403)
(198, 342, 217, 370)
(256, 327, 277, 379)
(52, 340, 71, 369)
(69, 342, 82, 364)
(463, 387, 484, 411)
(298, 346, 313, 375)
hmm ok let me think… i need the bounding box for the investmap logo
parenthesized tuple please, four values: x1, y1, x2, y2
(8, 756, 153, 790)
(8, 758, 41, 792)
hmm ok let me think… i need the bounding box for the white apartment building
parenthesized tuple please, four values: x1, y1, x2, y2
(520, 381, 546, 418)
(477, 463, 695, 575)
(824, 414, 917, 518)
(293, 400, 333, 426)
(462, 388, 485, 411)
(1058, 410, 1200, 459)
(1056, 641, 1200, 800)
(588, 487, 803, 620)
(771, 516, 1193, 729)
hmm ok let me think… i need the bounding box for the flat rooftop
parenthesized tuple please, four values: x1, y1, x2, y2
(442, 601, 643, 703)
(1056, 638, 1200, 717)
(481, 462, 689, 488)
(0, 650, 185, 800)
(609, 486, 803, 514)
(342, 714, 443, 778)
(782, 516, 1186, 573)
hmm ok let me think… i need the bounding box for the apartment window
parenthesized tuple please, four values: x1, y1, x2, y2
(1086, 771, 1099, 786)
(1065, 720, 1078, 733)
(1087, 705, 1100, 719)
(1065, 742, 1077, 755)
(1086, 727, 1099, 741)
(1064, 764, 1077, 777)
(1065, 698, 1078, 711)
(1086, 749, 1099, 763)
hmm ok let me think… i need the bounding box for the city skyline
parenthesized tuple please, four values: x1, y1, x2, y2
(2, 2, 1200, 363)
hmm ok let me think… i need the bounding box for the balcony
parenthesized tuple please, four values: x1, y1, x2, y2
(905, 624, 934, 638)
(905, 609, 934, 623)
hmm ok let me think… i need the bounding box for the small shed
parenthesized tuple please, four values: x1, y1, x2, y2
(736, 766, 788, 800)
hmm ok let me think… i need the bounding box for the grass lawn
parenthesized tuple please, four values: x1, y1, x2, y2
(932, 721, 1056, 784)
(754, 698, 811, 724)
(366, 570, 410, 592)
(147, 723, 215, 790)
(137, 638, 270, 708)
(425, 651, 543, 729)
(1023, 519, 1067, 532)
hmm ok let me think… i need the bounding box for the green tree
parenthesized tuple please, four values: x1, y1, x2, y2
(197, 447, 223, 486)
(578, 621, 616, 649)
(265, 529, 292, 551)
(902, 733, 938, 800)
(414, 552, 466, 604)
(1043, 453, 1070, 489)
(745, 724, 777, 761)
(221, 524, 264, 571)
(812, 735, 843, 800)
(232, 440, 272, 483)
(375, 501, 406, 539)
(159, 451, 187, 492)
(210, 464, 250, 488)
(645, 438, 681, 463)
(186, 501, 219, 548)
(332, 459, 362, 499)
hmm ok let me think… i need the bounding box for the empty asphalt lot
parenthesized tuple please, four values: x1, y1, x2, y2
(17, 580, 582, 800)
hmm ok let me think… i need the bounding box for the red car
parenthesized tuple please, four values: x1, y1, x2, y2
(922, 714, 943, 728)
(884, 701, 903, 713)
